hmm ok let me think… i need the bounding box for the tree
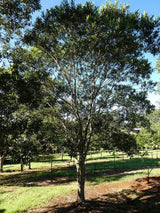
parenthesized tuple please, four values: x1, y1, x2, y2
(0, 0, 41, 170)
(24, 1, 160, 203)
(0, 67, 20, 172)
(0, 46, 52, 171)
(89, 111, 138, 154)
(0, 0, 41, 66)
(9, 105, 43, 171)
(136, 109, 160, 149)
(136, 129, 154, 149)
(149, 109, 160, 135)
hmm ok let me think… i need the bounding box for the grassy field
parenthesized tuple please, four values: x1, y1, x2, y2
(1, 150, 160, 213)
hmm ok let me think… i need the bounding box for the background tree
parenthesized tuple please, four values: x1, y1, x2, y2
(136, 109, 160, 150)
(0, 46, 52, 171)
(24, 1, 160, 203)
(0, 0, 41, 170)
(148, 109, 160, 135)
(136, 129, 154, 149)
(0, 67, 20, 172)
(91, 111, 138, 155)
(9, 105, 43, 171)
(0, 0, 41, 63)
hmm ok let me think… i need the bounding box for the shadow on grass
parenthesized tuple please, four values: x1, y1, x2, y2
(0, 166, 77, 187)
(49, 177, 160, 213)
(86, 171, 145, 185)
(86, 157, 160, 171)
(1, 157, 160, 187)
(0, 168, 141, 187)
(86, 155, 118, 161)
(0, 199, 5, 213)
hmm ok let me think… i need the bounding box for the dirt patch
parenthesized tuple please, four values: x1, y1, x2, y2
(27, 175, 160, 213)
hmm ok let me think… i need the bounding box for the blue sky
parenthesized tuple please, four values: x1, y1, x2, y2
(34, 0, 160, 108)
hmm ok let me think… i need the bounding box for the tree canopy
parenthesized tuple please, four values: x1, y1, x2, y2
(0, 0, 159, 203)
(0, 0, 41, 65)
(23, 0, 160, 202)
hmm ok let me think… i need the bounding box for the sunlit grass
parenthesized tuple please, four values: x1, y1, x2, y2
(1, 150, 160, 212)
(3, 149, 160, 172)
(87, 168, 160, 185)
(0, 183, 77, 213)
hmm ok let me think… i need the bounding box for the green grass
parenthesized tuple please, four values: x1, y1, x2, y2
(86, 168, 160, 185)
(1, 150, 160, 212)
(86, 157, 160, 172)
(0, 183, 77, 213)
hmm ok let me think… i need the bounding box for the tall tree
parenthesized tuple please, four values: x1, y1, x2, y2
(0, 46, 51, 171)
(10, 105, 43, 171)
(24, 1, 160, 203)
(0, 67, 19, 172)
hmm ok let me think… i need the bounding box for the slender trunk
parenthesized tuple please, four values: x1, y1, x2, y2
(51, 159, 53, 183)
(0, 156, 5, 173)
(113, 151, 116, 169)
(61, 151, 64, 161)
(28, 161, 31, 170)
(75, 156, 86, 203)
(21, 159, 24, 172)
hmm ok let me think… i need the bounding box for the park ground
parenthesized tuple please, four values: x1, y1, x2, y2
(1, 151, 160, 212)
(28, 175, 160, 213)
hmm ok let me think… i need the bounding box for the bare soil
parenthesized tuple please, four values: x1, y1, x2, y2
(27, 175, 160, 213)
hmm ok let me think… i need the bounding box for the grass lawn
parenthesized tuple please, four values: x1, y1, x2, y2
(1, 150, 160, 212)
(0, 183, 77, 213)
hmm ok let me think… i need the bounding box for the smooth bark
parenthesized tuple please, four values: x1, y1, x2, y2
(75, 156, 86, 203)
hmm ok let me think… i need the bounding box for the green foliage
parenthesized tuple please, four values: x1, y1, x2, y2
(136, 129, 154, 148)
(0, 47, 53, 169)
(149, 109, 160, 134)
(136, 109, 160, 149)
(0, 0, 41, 39)
(24, 0, 160, 157)
(0, 68, 19, 169)
(0, 0, 41, 69)
(24, 1, 160, 201)
(1, 0, 160, 201)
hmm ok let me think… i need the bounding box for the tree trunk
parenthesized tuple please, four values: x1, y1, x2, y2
(0, 156, 5, 173)
(61, 151, 64, 161)
(113, 151, 116, 170)
(75, 156, 86, 203)
(21, 159, 24, 172)
(28, 161, 31, 169)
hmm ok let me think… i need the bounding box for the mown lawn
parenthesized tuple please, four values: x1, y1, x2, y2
(1, 150, 160, 212)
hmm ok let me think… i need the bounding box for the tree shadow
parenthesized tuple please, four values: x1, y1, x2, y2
(0, 199, 5, 213)
(86, 157, 160, 170)
(51, 177, 160, 213)
(0, 167, 77, 187)
(86, 155, 117, 161)
(86, 171, 145, 185)
(1, 157, 160, 187)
